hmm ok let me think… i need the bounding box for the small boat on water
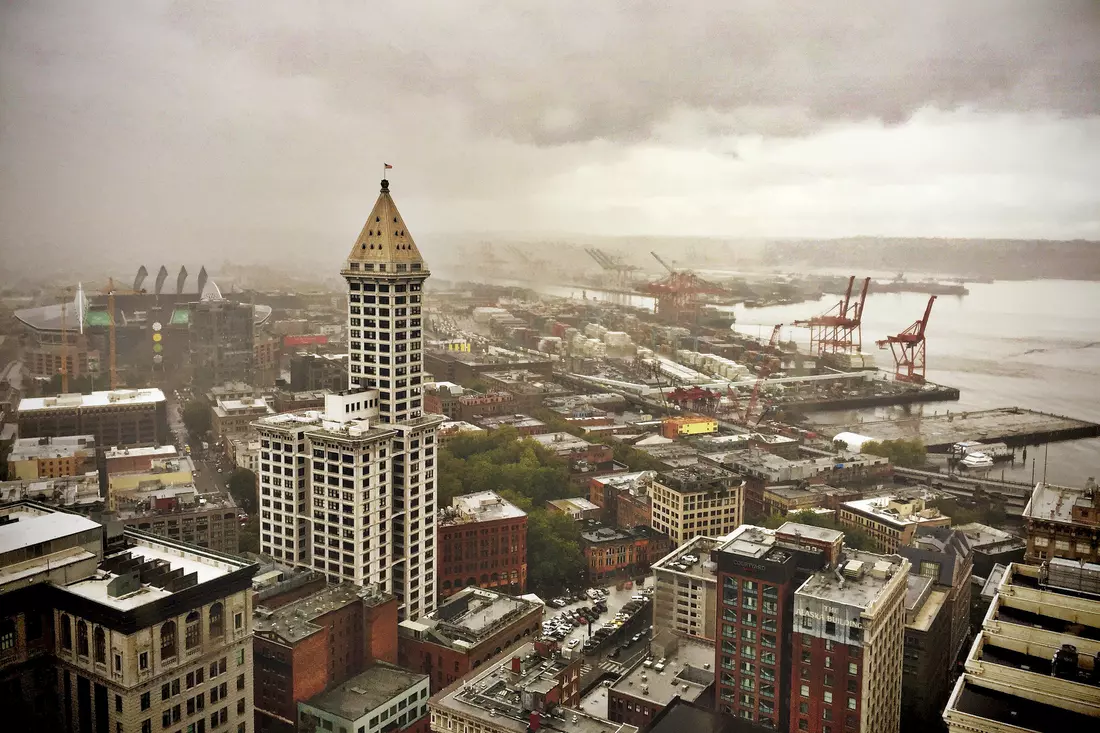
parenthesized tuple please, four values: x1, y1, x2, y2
(959, 451, 994, 470)
(953, 440, 1014, 462)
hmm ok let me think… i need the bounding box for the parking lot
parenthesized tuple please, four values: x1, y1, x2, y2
(542, 579, 654, 654)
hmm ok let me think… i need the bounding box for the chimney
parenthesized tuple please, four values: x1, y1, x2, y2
(511, 656, 522, 674)
(528, 712, 542, 732)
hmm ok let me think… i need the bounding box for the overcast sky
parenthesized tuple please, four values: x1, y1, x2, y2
(1, 0, 1098, 272)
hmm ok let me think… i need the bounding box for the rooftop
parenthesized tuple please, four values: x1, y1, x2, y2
(477, 414, 547, 431)
(840, 494, 947, 529)
(547, 498, 601, 515)
(19, 388, 166, 412)
(9, 435, 96, 461)
(776, 522, 844, 544)
(643, 698, 761, 733)
(433, 641, 634, 733)
(795, 549, 907, 611)
(530, 432, 595, 453)
(0, 506, 102, 556)
(953, 522, 1026, 550)
(904, 575, 947, 632)
(213, 397, 274, 416)
(401, 587, 543, 651)
(652, 534, 726, 580)
(440, 491, 527, 525)
(1023, 480, 1100, 524)
(104, 445, 179, 460)
(656, 464, 741, 494)
(254, 410, 324, 430)
(714, 525, 795, 567)
(611, 637, 714, 706)
(303, 662, 427, 721)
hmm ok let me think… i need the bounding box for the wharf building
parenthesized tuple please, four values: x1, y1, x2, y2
(837, 493, 950, 553)
(6, 434, 97, 480)
(397, 586, 543, 693)
(254, 178, 444, 622)
(297, 662, 430, 733)
(791, 550, 909, 733)
(427, 639, 631, 733)
(17, 388, 170, 447)
(252, 582, 399, 733)
(650, 465, 744, 546)
(1022, 477, 1100, 564)
(437, 491, 527, 600)
(606, 633, 715, 729)
(943, 559, 1100, 732)
(711, 522, 843, 729)
(0, 500, 257, 733)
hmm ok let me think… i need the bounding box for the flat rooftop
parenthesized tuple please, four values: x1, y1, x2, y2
(950, 678, 1098, 731)
(19, 388, 166, 412)
(1023, 481, 1097, 524)
(478, 414, 547, 430)
(548, 498, 600, 514)
(611, 638, 714, 706)
(104, 445, 179, 460)
(254, 410, 324, 429)
(303, 662, 426, 720)
(403, 587, 542, 649)
(0, 507, 102, 555)
(953, 522, 1026, 550)
(441, 491, 527, 525)
(653, 535, 724, 580)
(530, 432, 594, 452)
(796, 550, 906, 611)
(776, 522, 844, 544)
(656, 464, 740, 493)
(840, 494, 947, 529)
(9, 435, 96, 460)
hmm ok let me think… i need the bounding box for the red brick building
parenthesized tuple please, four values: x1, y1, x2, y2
(579, 523, 672, 584)
(253, 582, 399, 733)
(398, 587, 544, 693)
(589, 471, 654, 529)
(437, 491, 528, 599)
(423, 384, 519, 422)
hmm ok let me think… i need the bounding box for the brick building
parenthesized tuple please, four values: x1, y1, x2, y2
(6, 435, 97, 480)
(475, 413, 548, 436)
(838, 493, 951, 553)
(252, 583, 399, 733)
(437, 491, 527, 599)
(101, 444, 179, 475)
(397, 587, 543, 693)
(607, 634, 715, 728)
(116, 490, 241, 554)
(579, 523, 672, 584)
(1022, 478, 1100, 564)
(423, 382, 518, 422)
(589, 471, 654, 530)
(423, 352, 553, 387)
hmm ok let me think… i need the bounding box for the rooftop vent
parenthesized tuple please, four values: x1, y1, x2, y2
(843, 560, 866, 579)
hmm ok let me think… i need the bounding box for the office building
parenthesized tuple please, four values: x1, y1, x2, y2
(900, 574, 951, 730)
(0, 500, 257, 733)
(17, 389, 169, 447)
(427, 640, 627, 733)
(712, 523, 838, 729)
(791, 549, 909, 733)
(651, 535, 725, 642)
(297, 663, 429, 733)
(943, 559, 1100, 732)
(189, 298, 256, 387)
(650, 465, 744, 546)
(608, 635, 715, 728)
(897, 526, 973, 665)
(252, 583, 399, 733)
(289, 353, 349, 393)
(437, 491, 527, 599)
(1022, 478, 1100, 564)
(212, 397, 275, 442)
(115, 485, 241, 553)
(838, 493, 950, 553)
(397, 587, 543, 692)
(579, 523, 671, 585)
(6, 435, 97, 480)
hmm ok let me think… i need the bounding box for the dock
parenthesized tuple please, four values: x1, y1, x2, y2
(817, 407, 1100, 452)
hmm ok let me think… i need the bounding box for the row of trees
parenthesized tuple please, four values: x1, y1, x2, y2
(438, 426, 587, 594)
(857, 438, 927, 468)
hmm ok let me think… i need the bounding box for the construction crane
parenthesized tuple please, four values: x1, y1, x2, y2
(877, 296, 936, 383)
(98, 277, 148, 390)
(767, 324, 782, 350)
(793, 276, 871, 356)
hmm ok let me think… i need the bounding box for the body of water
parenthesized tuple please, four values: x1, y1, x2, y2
(516, 277, 1100, 488)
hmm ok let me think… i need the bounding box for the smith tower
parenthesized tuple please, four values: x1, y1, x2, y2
(340, 177, 443, 620)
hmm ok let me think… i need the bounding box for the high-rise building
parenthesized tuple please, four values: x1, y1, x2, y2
(791, 550, 909, 733)
(650, 465, 744, 546)
(0, 500, 257, 733)
(189, 298, 256, 387)
(254, 178, 442, 621)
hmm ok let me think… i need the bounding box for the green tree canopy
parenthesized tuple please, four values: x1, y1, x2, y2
(860, 438, 927, 468)
(227, 468, 258, 513)
(526, 509, 586, 594)
(182, 400, 213, 437)
(438, 427, 571, 508)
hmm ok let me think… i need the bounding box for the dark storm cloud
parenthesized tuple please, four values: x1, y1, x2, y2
(166, 0, 1100, 144)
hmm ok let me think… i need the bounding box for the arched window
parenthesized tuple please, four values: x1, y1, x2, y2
(59, 614, 72, 650)
(76, 621, 89, 657)
(160, 621, 177, 660)
(93, 627, 106, 664)
(185, 611, 202, 650)
(208, 603, 224, 639)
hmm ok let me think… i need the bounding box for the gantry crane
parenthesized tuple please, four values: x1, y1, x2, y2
(877, 296, 936, 383)
(793, 276, 871, 356)
(650, 251, 676, 274)
(586, 247, 639, 288)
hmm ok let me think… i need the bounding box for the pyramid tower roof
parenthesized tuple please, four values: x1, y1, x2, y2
(343, 179, 427, 275)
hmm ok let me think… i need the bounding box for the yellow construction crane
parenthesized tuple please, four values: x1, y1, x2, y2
(98, 277, 147, 390)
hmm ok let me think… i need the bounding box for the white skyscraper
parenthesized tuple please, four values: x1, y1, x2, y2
(256, 177, 442, 620)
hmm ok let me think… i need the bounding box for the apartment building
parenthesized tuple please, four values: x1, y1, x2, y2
(943, 559, 1100, 732)
(17, 389, 169, 447)
(652, 535, 723, 642)
(1022, 478, 1100, 564)
(838, 493, 951, 553)
(650, 465, 744, 546)
(0, 501, 257, 733)
(437, 491, 527, 599)
(252, 583, 399, 733)
(6, 435, 97, 480)
(791, 550, 909, 733)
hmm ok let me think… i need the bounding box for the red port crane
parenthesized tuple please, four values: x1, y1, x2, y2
(642, 253, 727, 325)
(877, 295, 936, 383)
(793, 276, 871, 356)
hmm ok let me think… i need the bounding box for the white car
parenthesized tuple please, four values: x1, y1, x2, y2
(568, 639, 580, 648)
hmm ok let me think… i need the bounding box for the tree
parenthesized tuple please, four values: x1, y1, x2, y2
(860, 438, 927, 468)
(227, 468, 258, 513)
(182, 401, 212, 438)
(437, 428, 571, 508)
(238, 516, 259, 554)
(526, 509, 586, 594)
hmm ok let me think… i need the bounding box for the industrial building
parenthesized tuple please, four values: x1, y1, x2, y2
(437, 491, 528, 599)
(943, 560, 1100, 732)
(0, 500, 257, 733)
(17, 388, 170, 447)
(650, 465, 744, 546)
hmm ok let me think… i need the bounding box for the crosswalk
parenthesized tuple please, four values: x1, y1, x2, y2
(581, 660, 625, 677)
